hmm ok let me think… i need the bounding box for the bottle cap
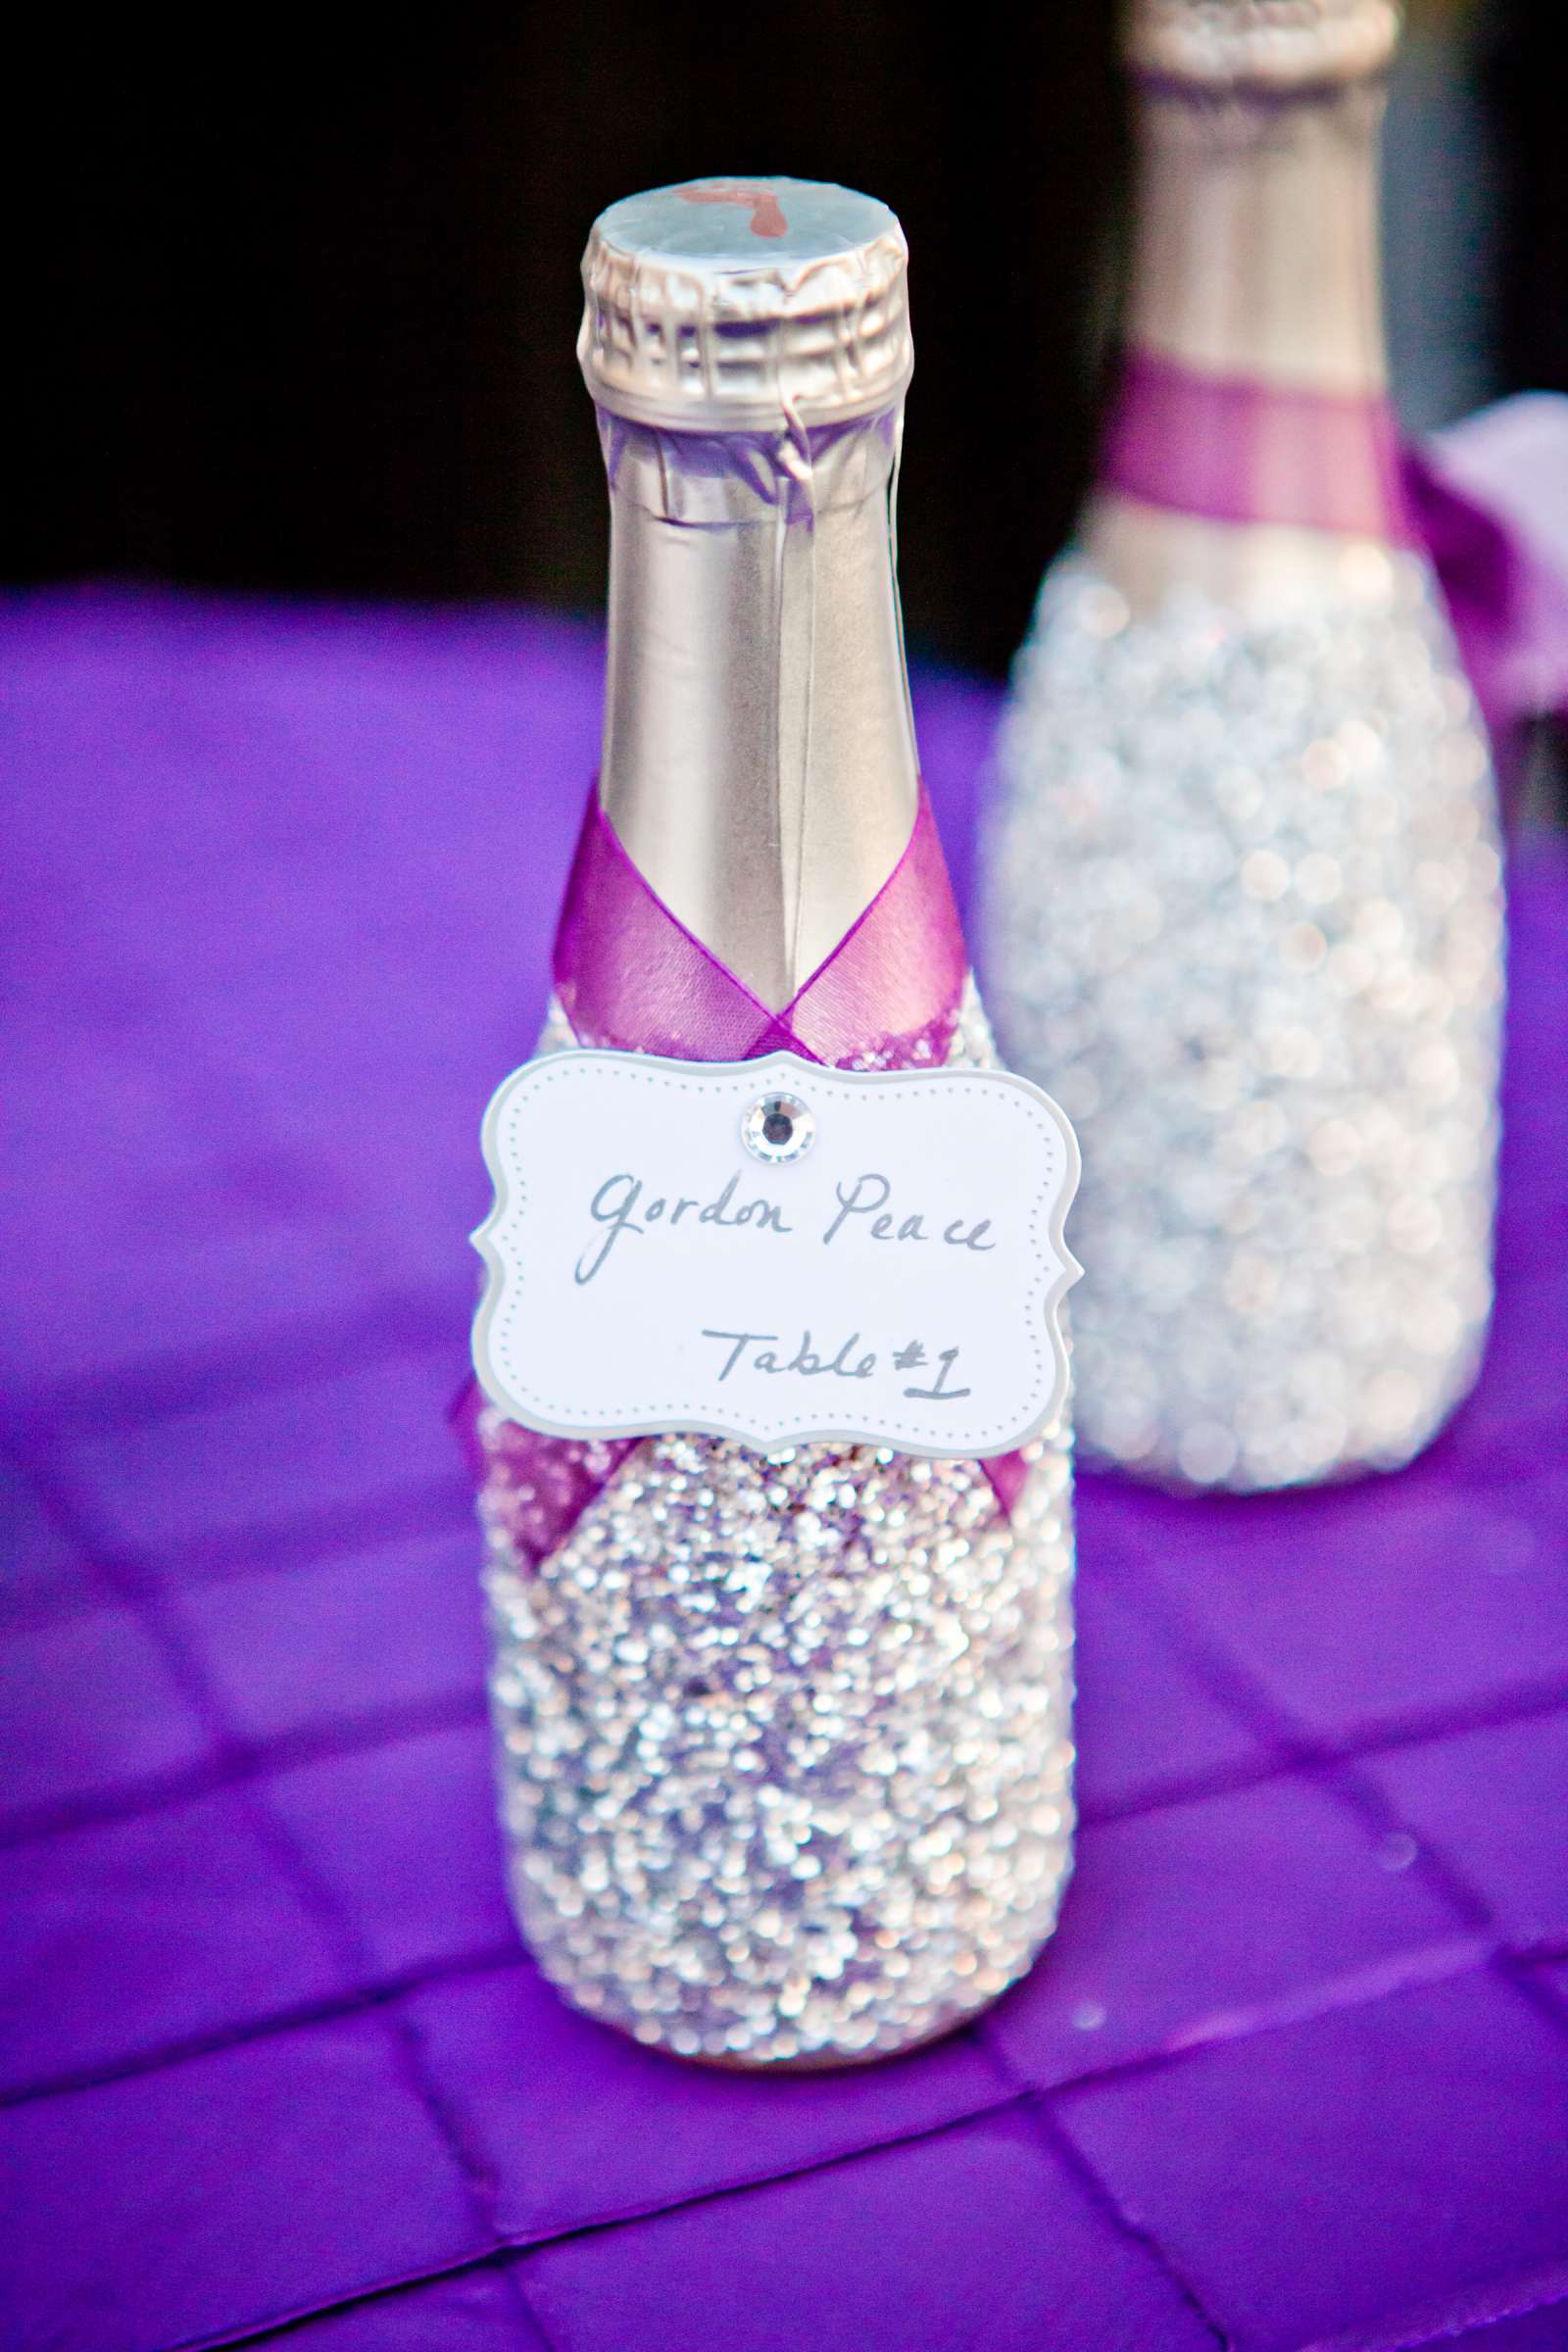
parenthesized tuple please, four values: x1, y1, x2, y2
(1128, 0, 1400, 89)
(578, 178, 912, 432)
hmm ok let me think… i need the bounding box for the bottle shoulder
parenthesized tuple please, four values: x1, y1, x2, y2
(1032, 509, 1460, 656)
(1001, 535, 1497, 829)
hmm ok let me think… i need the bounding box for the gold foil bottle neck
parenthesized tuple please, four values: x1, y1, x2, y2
(1127, 0, 1401, 89)
(578, 177, 913, 432)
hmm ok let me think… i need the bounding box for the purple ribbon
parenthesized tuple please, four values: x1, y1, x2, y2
(1102, 349, 1417, 544)
(460, 783, 1028, 1573)
(553, 777, 968, 1069)
(1102, 357, 1568, 826)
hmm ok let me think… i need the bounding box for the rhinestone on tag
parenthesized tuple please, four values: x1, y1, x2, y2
(742, 1092, 814, 1165)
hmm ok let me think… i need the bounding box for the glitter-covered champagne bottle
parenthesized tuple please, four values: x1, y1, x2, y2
(477, 180, 1076, 2066)
(980, 0, 1504, 1491)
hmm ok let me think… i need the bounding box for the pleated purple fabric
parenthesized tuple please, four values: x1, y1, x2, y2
(3, 588, 1565, 2352)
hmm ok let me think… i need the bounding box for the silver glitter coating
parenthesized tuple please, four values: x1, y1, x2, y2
(480, 982, 1075, 2066)
(980, 547, 1504, 1493)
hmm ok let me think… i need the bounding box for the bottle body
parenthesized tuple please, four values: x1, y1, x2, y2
(482, 986, 1074, 2067)
(986, 542, 1501, 1490)
(478, 181, 1075, 2065)
(979, 48, 1504, 1492)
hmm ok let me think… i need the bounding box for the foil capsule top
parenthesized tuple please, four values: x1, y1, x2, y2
(578, 177, 912, 432)
(1128, 0, 1400, 89)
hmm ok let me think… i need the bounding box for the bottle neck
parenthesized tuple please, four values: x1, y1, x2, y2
(597, 408, 921, 1011)
(1087, 73, 1407, 609)
(1123, 74, 1390, 392)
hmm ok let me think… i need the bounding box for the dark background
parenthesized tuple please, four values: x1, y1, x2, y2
(14, 0, 1560, 675)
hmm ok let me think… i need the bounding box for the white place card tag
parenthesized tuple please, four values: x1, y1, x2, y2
(471, 1050, 1080, 1460)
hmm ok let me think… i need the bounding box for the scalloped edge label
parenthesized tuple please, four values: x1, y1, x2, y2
(471, 1050, 1080, 1460)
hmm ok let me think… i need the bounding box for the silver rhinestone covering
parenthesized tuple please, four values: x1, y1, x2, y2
(480, 981, 1076, 2066)
(980, 548, 1504, 1493)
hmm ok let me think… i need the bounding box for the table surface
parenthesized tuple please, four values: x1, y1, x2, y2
(3, 587, 1566, 2352)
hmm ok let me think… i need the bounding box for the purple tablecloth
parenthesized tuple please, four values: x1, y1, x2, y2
(3, 587, 1565, 2352)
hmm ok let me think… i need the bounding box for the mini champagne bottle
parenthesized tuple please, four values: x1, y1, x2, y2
(980, 1, 1504, 1492)
(477, 180, 1075, 2066)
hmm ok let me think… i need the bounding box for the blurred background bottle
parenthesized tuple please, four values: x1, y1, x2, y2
(979, 0, 1506, 1492)
(479, 181, 1076, 2068)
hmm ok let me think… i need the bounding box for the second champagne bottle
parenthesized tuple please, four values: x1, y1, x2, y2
(980, 0, 1504, 1494)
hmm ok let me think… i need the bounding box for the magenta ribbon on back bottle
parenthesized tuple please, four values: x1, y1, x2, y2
(1102, 348, 1418, 545)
